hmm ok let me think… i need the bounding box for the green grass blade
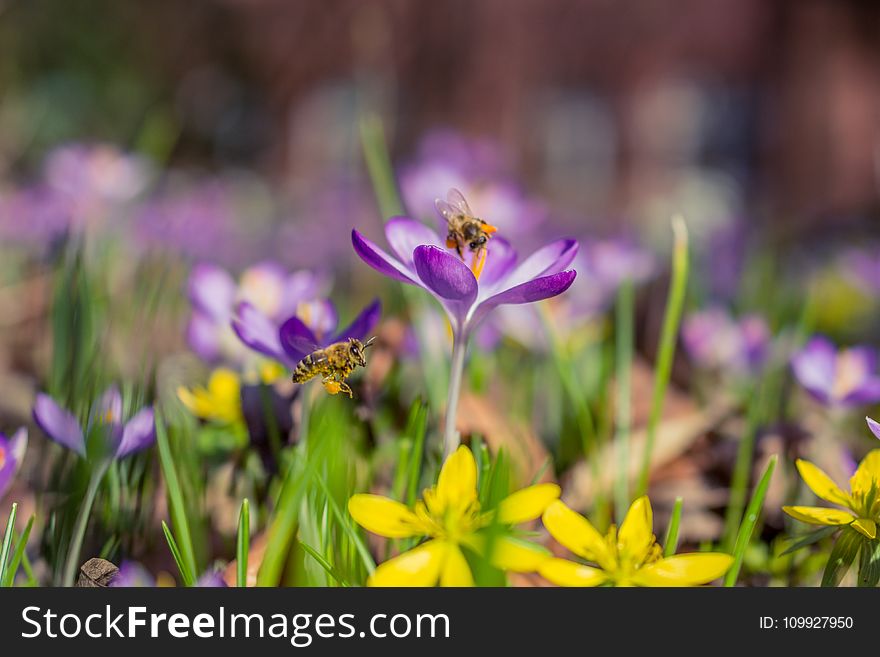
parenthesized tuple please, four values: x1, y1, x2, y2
(723, 455, 777, 587)
(299, 541, 350, 587)
(637, 216, 689, 497)
(256, 458, 307, 586)
(721, 388, 763, 551)
(2, 514, 35, 587)
(161, 520, 194, 587)
(779, 525, 837, 557)
(236, 498, 250, 587)
(663, 497, 683, 557)
(613, 279, 634, 522)
(155, 410, 199, 583)
(359, 114, 403, 219)
(405, 402, 428, 507)
(0, 503, 18, 586)
(311, 472, 376, 574)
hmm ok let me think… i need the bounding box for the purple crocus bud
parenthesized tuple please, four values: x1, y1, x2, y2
(352, 217, 576, 340)
(0, 428, 27, 499)
(868, 417, 880, 440)
(195, 570, 228, 588)
(33, 393, 86, 457)
(791, 336, 880, 408)
(110, 561, 156, 587)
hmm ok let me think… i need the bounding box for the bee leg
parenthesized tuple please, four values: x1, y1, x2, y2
(471, 248, 487, 280)
(338, 381, 353, 398)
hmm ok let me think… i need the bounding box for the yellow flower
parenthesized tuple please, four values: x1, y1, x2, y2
(782, 451, 880, 540)
(348, 445, 560, 587)
(177, 368, 244, 426)
(539, 497, 733, 587)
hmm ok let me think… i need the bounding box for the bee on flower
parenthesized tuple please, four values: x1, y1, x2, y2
(348, 445, 560, 586)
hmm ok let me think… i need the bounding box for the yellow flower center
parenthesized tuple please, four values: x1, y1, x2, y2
(596, 525, 663, 585)
(415, 487, 486, 543)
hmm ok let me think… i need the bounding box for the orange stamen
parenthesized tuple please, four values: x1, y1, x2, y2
(482, 223, 498, 235)
(446, 237, 458, 249)
(471, 248, 487, 280)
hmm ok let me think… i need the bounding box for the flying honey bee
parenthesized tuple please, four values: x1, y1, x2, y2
(434, 188, 498, 279)
(291, 337, 376, 398)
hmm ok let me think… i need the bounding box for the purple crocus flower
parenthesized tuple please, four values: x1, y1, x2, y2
(682, 306, 770, 376)
(868, 417, 880, 440)
(44, 143, 150, 208)
(791, 336, 880, 408)
(352, 218, 576, 339)
(352, 216, 576, 456)
(32, 388, 155, 460)
(110, 561, 156, 587)
(187, 261, 329, 369)
(843, 247, 880, 295)
(232, 298, 381, 369)
(195, 570, 228, 588)
(0, 428, 27, 499)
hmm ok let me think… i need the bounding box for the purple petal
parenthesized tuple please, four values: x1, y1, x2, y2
(791, 336, 837, 402)
(231, 302, 287, 363)
(332, 299, 382, 343)
(385, 216, 444, 266)
(413, 245, 478, 327)
(297, 298, 339, 340)
(841, 378, 880, 406)
(188, 263, 236, 321)
(279, 315, 319, 362)
(471, 270, 577, 327)
(280, 270, 331, 318)
(110, 561, 156, 587)
(186, 311, 221, 361)
(116, 408, 156, 458)
(479, 236, 518, 288)
(195, 571, 228, 588)
(97, 387, 123, 425)
(868, 417, 880, 440)
(494, 239, 579, 293)
(352, 229, 420, 285)
(8, 427, 28, 465)
(33, 394, 85, 456)
(0, 428, 25, 499)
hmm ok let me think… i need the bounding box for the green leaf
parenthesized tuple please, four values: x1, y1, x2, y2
(2, 514, 35, 587)
(359, 114, 403, 219)
(162, 521, 193, 587)
(0, 503, 18, 586)
(724, 455, 777, 587)
(822, 528, 862, 588)
(856, 535, 880, 588)
(155, 411, 199, 584)
(613, 279, 634, 522)
(236, 498, 250, 588)
(637, 216, 689, 497)
(299, 542, 350, 587)
(663, 497, 683, 557)
(780, 525, 838, 557)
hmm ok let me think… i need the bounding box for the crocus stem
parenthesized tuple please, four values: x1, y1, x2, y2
(443, 335, 468, 459)
(61, 461, 109, 586)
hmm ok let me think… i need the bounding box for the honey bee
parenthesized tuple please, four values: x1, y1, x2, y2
(434, 188, 498, 279)
(291, 337, 376, 398)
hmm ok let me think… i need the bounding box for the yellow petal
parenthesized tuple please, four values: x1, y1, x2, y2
(782, 505, 855, 526)
(368, 540, 448, 587)
(850, 449, 880, 497)
(208, 368, 241, 405)
(618, 496, 654, 563)
(439, 544, 474, 587)
(435, 445, 478, 511)
(348, 494, 425, 538)
(795, 459, 850, 507)
(497, 483, 561, 525)
(542, 500, 609, 563)
(851, 518, 877, 539)
(538, 558, 607, 587)
(632, 553, 734, 587)
(488, 536, 551, 573)
(177, 386, 210, 417)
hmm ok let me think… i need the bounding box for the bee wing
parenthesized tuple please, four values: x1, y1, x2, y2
(446, 188, 474, 217)
(434, 198, 460, 225)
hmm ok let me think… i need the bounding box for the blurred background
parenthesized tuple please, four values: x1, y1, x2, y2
(1, 0, 878, 246)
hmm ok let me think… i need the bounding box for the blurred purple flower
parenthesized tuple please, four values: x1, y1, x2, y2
(32, 389, 155, 460)
(791, 336, 880, 408)
(844, 247, 880, 295)
(352, 217, 576, 340)
(868, 417, 880, 440)
(110, 561, 156, 587)
(195, 570, 228, 588)
(399, 130, 547, 241)
(44, 143, 150, 209)
(233, 298, 381, 368)
(0, 428, 27, 499)
(187, 261, 329, 368)
(0, 186, 72, 248)
(577, 238, 656, 310)
(682, 306, 770, 375)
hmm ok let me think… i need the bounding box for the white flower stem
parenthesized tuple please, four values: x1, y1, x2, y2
(443, 335, 468, 459)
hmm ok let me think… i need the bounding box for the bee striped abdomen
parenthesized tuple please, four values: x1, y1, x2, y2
(292, 351, 326, 383)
